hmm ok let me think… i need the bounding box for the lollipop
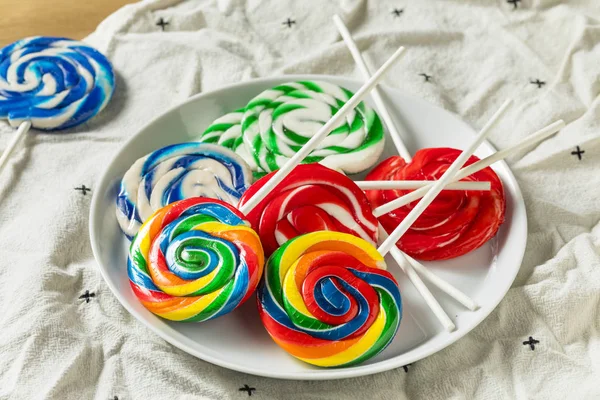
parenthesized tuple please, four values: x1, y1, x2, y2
(116, 142, 252, 239)
(200, 109, 244, 149)
(127, 197, 264, 322)
(333, 16, 509, 263)
(366, 148, 506, 260)
(257, 231, 402, 367)
(241, 80, 385, 175)
(123, 44, 405, 327)
(199, 109, 264, 180)
(238, 163, 378, 255)
(0, 37, 115, 171)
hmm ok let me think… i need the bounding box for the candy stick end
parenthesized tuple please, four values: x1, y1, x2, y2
(0, 120, 32, 175)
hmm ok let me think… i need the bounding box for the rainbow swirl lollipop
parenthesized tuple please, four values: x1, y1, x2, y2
(241, 81, 384, 175)
(128, 197, 264, 322)
(258, 231, 402, 367)
(116, 142, 252, 239)
(0, 36, 115, 130)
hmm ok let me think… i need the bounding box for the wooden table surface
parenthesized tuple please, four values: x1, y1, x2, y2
(1, 0, 137, 45)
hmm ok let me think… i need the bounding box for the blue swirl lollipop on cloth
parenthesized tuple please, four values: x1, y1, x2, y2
(0, 36, 115, 169)
(116, 142, 253, 239)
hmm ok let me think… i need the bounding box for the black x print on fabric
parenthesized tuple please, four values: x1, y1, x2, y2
(74, 185, 91, 195)
(79, 290, 96, 303)
(507, 0, 521, 9)
(392, 8, 404, 17)
(239, 384, 256, 396)
(523, 336, 539, 350)
(282, 18, 296, 28)
(156, 17, 169, 31)
(530, 79, 546, 88)
(571, 146, 585, 160)
(419, 73, 432, 82)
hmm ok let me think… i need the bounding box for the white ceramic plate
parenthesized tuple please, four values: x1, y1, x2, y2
(90, 75, 526, 380)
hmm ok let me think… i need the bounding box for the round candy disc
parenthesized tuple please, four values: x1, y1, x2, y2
(238, 163, 379, 255)
(200, 109, 265, 180)
(241, 81, 385, 175)
(366, 148, 506, 260)
(257, 231, 402, 367)
(127, 197, 264, 322)
(0, 36, 115, 130)
(116, 142, 253, 239)
(200, 109, 245, 150)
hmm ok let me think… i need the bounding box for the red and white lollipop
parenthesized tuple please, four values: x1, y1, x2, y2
(239, 163, 378, 256)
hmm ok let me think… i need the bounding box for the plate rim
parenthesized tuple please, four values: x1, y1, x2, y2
(89, 74, 527, 380)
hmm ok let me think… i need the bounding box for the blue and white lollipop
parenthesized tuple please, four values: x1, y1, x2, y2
(0, 36, 115, 170)
(116, 142, 253, 239)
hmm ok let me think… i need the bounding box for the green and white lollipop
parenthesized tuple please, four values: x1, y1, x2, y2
(240, 80, 385, 175)
(200, 109, 265, 180)
(200, 108, 245, 150)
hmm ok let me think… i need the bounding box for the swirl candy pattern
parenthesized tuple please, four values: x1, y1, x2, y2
(257, 231, 402, 367)
(241, 80, 385, 175)
(116, 142, 252, 239)
(200, 109, 245, 150)
(200, 110, 264, 180)
(0, 36, 115, 130)
(238, 163, 379, 256)
(366, 148, 506, 260)
(127, 197, 264, 322)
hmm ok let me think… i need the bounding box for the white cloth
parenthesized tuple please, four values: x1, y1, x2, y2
(1, 0, 600, 399)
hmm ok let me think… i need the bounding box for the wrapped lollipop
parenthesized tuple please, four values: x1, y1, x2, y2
(116, 142, 252, 239)
(127, 197, 264, 322)
(257, 231, 402, 367)
(240, 80, 385, 176)
(0, 36, 115, 172)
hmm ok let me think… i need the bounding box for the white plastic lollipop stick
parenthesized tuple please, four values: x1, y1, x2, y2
(378, 99, 512, 256)
(389, 246, 456, 331)
(335, 14, 480, 322)
(0, 121, 31, 175)
(403, 253, 479, 311)
(356, 180, 491, 191)
(332, 14, 470, 328)
(335, 12, 482, 321)
(452, 120, 565, 183)
(373, 119, 564, 215)
(378, 226, 479, 312)
(239, 45, 407, 215)
(379, 226, 456, 331)
(333, 15, 412, 162)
